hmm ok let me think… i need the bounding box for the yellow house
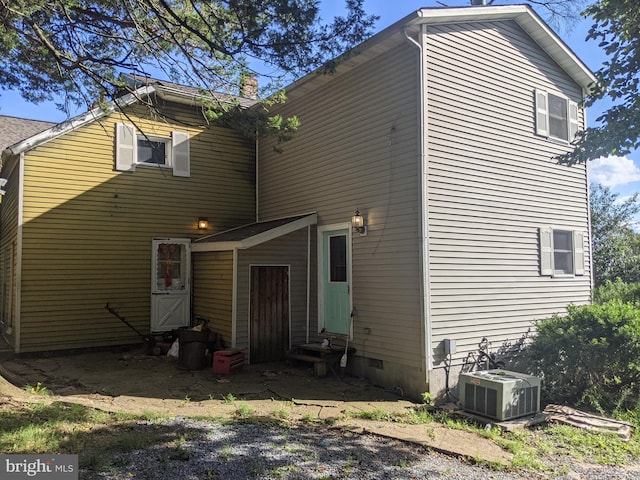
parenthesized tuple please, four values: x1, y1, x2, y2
(0, 82, 256, 352)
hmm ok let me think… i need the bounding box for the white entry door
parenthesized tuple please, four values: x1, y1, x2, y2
(151, 238, 191, 332)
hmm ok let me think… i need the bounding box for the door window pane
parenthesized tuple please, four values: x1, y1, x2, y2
(156, 243, 185, 290)
(329, 235, 347, 282)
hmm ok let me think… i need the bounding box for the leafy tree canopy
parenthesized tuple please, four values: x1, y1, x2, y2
(558, 0, 640, 165)
(590, 183, 640, 286)
(0, 0, 376, 137)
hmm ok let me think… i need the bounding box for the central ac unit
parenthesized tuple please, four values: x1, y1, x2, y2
(458, 369, 540, 421)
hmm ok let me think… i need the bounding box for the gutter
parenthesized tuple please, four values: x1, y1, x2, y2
(403, 23, 433, 378)
(1, 86, 156, 161)
(15, 152, 25, 353)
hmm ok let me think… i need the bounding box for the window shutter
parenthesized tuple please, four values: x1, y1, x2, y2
(535, 90, 549, 137)
(172, 131, 190, 177)
(573, 230, 585, 275)
(539, 227, 553, 276)
(115, 123, 136, 172)
(568, 101, 579, 140)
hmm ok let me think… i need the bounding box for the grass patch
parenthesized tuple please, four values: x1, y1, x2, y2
(348, 407, 397, 421)
(23, 382, 51, 396)
(234, 402, 253, 418)
(0, 401, 204, 473)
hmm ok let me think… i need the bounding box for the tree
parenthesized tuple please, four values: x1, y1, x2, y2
(0, 0, 376, 128)
(590, 183, 640, 286)
(558, 0, 640, 165)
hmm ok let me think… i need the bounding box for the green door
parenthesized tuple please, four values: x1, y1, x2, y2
(322, 229, 351, 335)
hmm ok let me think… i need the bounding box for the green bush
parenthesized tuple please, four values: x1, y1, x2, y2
(593, 279, 640, 306)
(526, 301, 640, 414)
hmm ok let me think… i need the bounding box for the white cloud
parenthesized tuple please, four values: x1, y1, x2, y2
(589, 155, 640, 188)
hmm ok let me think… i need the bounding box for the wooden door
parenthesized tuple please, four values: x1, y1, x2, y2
(250, 266, 289, 363)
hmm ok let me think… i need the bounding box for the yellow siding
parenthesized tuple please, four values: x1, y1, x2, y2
(193, 250, 234, 346)
(16, 104, 255, 352)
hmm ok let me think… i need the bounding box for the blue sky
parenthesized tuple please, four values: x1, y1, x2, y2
(1, 0, 637, 200)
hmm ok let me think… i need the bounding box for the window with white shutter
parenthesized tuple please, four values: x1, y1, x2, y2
(115, 123, 190, 177)
(534, 89, 579, 142)
(539, 227, 585, 277)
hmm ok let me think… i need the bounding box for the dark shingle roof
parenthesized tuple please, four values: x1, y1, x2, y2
(198, 215, 313, 243)
(0, 115, 56, 152)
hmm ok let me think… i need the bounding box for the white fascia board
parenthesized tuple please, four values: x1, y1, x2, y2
(192, 213, 318, 252)
(155, 87, 207, 107)
(409, 5, 596, 90)
(1, 86, 156, 160)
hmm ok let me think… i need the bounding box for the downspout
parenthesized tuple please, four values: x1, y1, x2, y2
(404, 22, 433, 379)
(583, 95, 595, 299)
(255, 136, 259, 222)
(306, 225, 311, 343)
(15, 152, 25, 353)
(231, 248, 238, 349)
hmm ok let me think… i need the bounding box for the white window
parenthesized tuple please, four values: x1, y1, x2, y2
(535, 89, 579, 142)
(138, 136, 170, 166)
(539, 227, 584, 277)
(115, 123, 190, 177)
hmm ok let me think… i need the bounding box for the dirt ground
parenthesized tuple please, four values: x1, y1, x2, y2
(0, 345, 513, 464)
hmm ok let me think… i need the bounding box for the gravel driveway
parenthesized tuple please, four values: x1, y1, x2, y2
(81, 418, 639, 480)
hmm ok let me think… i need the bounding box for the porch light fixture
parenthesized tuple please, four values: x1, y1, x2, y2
(351, 209, 367, 235)
(197, 217, 209, 230)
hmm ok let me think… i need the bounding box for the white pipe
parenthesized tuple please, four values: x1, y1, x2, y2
(255, 136, 259, 222)
(404, 23, 433, 379)
(15, 152, 25, 353)
(306, 225, 311, 343)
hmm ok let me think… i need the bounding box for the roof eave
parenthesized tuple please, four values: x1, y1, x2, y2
(192, 213, 318, 252)
(1, 85, 156, 161)
(407, 5, 596, 90)
(285, 5, 596, 97)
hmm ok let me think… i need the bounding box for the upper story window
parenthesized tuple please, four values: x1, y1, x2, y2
(539, 227, 584, 277)
(535, 89, 579, 143)
(138, 137, 170, 166)
(115, 123, 190, 177)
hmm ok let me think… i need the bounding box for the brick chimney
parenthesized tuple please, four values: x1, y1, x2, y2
(240, 75, 258, 100)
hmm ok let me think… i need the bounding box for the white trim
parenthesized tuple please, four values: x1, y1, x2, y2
(231, 248, 238, 348)
(15, 152, 25, 353)
(317, 222, 352, 337)
(306, 225, 311, 344)
(2, 86, 156, 160)
(192, 213, 317, 252)
(411, 6, 596, 89)
(283, 5, 595, 102)
(405, 23, 433, 377)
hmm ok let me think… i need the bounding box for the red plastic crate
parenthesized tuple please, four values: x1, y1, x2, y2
(212, 349, 244, 374)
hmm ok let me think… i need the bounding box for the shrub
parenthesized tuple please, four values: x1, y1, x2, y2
(593, 279, 640, 306)
(526, 301, 640, 413)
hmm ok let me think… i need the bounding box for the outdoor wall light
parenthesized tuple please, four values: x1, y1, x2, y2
(197, 217, 209, 230)
(351, 209, 367, 235)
